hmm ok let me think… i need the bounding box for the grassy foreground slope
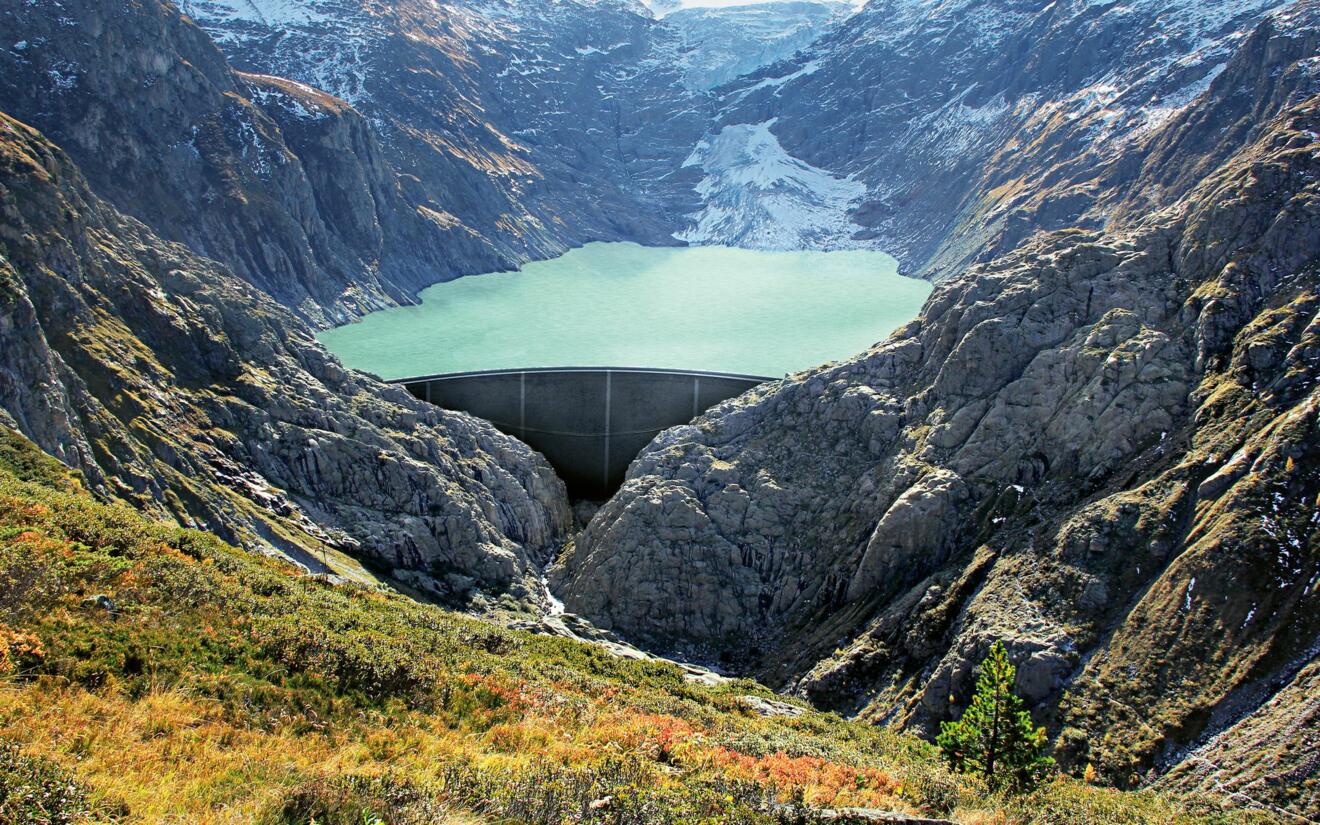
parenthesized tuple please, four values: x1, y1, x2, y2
(0, 427, 1270, 824)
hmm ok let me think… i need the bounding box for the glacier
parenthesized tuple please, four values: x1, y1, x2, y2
(675, 120, 866, 250)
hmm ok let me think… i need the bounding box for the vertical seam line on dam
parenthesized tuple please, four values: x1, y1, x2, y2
(396, 367, 770, 498)
(603, 369, 612, 494)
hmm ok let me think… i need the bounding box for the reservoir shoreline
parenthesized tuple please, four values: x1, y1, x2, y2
(319, 242, 931, 380)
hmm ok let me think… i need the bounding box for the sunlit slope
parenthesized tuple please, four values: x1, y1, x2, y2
(0, 427, 1264, 824)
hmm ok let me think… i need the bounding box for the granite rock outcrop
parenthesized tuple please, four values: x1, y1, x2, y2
(0, 111, 571, 605)
(554, 7, 1320, 814)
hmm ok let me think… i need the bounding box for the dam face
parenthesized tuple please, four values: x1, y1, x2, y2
(399, 367, 769, 499)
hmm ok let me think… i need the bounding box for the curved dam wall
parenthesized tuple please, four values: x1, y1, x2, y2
(398, 367, 770, 499)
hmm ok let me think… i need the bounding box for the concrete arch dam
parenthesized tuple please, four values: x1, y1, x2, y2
(397, 367, 770, 499)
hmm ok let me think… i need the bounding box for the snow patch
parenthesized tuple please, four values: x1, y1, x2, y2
(1139, 63, 1226, 132)
(575, 42, 630, 56)
(676, 120, 866, 250)
(46, 61, 79, 91)
(184, 0, 334, 28)
(731, 58, 823, 100)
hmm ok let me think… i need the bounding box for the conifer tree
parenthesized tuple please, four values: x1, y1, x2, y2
(937, 641, 1055, 792)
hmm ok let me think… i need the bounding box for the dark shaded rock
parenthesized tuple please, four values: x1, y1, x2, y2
(80, 594, 116, 614)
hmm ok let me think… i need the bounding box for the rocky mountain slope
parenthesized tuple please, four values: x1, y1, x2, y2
(182, 0, 867, 272)
(184, 0, 713, 277)
(0, 425, 1259, 824)
(8, 0, 831, 327)
(689, 0, 1297, 272)
(664, 2, 850, 91)
(0, 0, 481, 326)
(553, 5, 1320, 818)
(0, 110, 571, 607)
(10, 0, 1300, 302)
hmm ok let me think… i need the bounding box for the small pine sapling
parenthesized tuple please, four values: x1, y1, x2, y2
(937, 640, 1055, 792)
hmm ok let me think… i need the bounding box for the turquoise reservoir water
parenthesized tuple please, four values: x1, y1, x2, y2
(318, 243, 931, 379)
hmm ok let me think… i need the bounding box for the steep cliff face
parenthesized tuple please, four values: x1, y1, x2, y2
(0, 111, 571, 606)
(664, 2, 850, 91)
(553, 9, 1320, 816)
(0, 0, 477, 326)
(689, 0, 1295, 272)
(185, 0, 713, 265)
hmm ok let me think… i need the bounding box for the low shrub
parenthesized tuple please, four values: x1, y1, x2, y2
(0, 740, 98, 825)
(0, 428, 1271, 824)
(259, 773, 459, 825)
